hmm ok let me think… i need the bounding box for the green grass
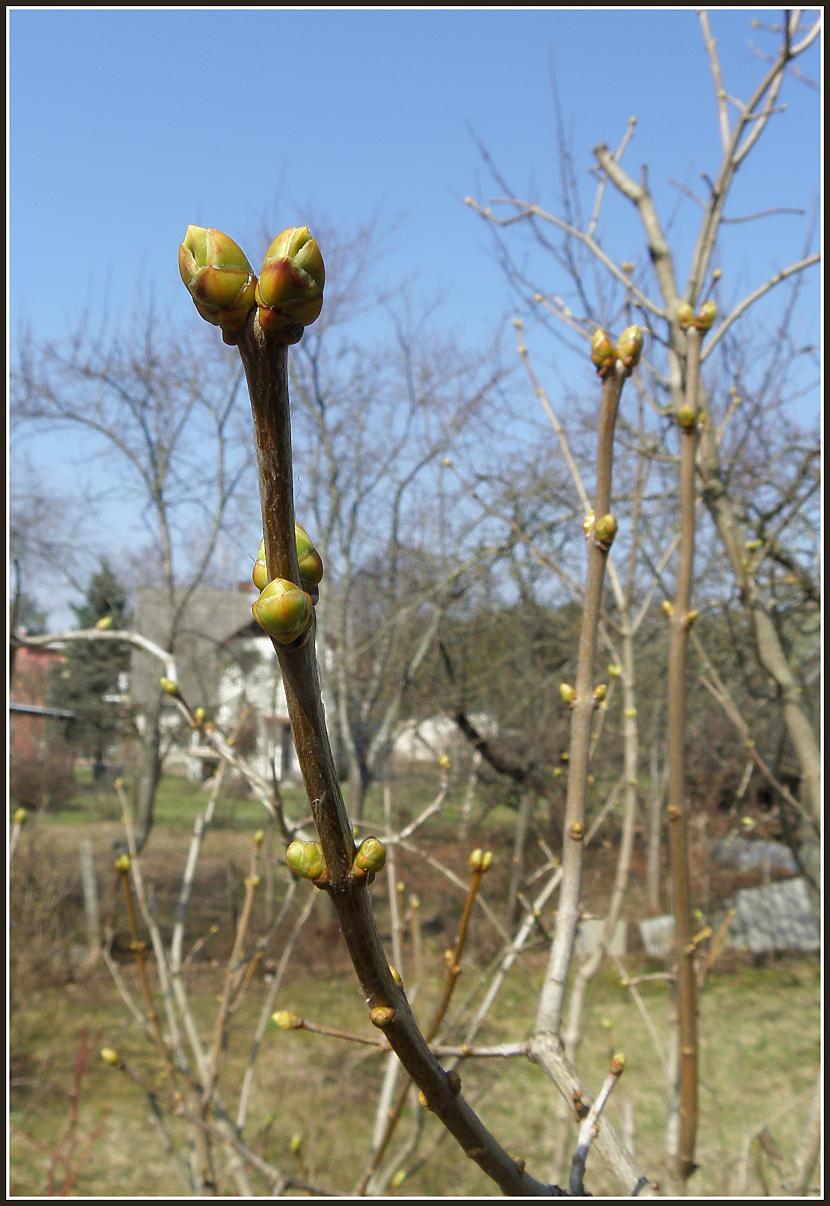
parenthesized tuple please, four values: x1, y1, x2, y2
(38, 772, 310, 831)
(9, 947, 819, 1197)
(10, 776, 821, 1197)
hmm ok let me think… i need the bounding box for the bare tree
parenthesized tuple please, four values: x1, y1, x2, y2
(12, 310, 256, 844)
(465, 8, 820, 1187)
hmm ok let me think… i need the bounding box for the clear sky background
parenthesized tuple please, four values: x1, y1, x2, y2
(8, 7, 822, 626)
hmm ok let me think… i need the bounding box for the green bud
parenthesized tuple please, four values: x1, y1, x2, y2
(252, 539, 269, 593)
(252, 578, 314, 644)
(100, 1047, 121, 1067)
(289, 1133, 303, 1155)
(593, 683, 608, 704)
(468, 848, 493, 872)
(159, 676, 179, 697)
(253, 527, 324, 599)
(353, 836, 387, 877)
(285, 840, 326, 882)
(696, 300, 717, 331)
(591, 328, 616, 378)
(255, 226, 325, 342)
(677, 404, 698, 431)
(13, 807, 27, 826)
(676, 301, 695, 329)
(615, 324, 644, 371)
(593, 513, 618, 547)
(114, 853, 131, 874)
(560, 683, 576, 707)
(608, 663, 622, 679)
(272, 1010, 303, 1030)
(295, 524, 324, 592)
(95, 615, 113, 630)
(369, 1005, 396, 1028)
(178, 226, 257, 333)
(390, 1169, 407, 1188)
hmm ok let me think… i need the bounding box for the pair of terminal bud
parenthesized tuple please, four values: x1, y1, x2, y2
(661, 600, 699, 627)
(251, 525, 325, 646)
(676, 299, 717, 334)
(591, 325, 644, 379)
(178, 225, 325, 343)
(559, 683, 607, 709)
(285, 835, 387, 887)
(469, 848, 494, 873)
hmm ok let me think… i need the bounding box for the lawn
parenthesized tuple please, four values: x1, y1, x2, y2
(9, 775, 821, 1197)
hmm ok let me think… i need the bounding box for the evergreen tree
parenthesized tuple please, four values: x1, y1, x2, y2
(49, 561, 132, 766)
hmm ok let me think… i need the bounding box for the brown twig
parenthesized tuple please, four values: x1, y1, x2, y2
(569, 1057, 625, 1196)
(357, 858, 491, 1194)
(534, 363, 627, 1040)
(236, 314, 556, 1196)
(665, 325, 702, 1182)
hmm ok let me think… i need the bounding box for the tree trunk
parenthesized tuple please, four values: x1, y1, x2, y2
(132, 690, 163, 849)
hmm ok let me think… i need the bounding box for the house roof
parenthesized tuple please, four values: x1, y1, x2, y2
(130, 587, 271, 708)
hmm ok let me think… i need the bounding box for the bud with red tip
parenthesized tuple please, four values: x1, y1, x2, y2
(591, 328, 616, 378)
(255, 226, 325, 342)
(615, 325, 644, 372)
(178, 226, 257, 333)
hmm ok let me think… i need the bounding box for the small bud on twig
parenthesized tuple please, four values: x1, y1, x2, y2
(593, 513, 618, 548)
(353, 836, 387, 878)
(256, 226, 325, 342)
(178, 225, 257, 333)
(253, 578, 314, 645)
(677, 404, 698, 431)
(610, 1052, 626, 1076)
(272, 1010, 303, 1030)
(285, 840, 327, 883)
(615, 324, 644, 372)
(369, 1005, 396, 1028)
(591, 328, 616, 378)
(696, 300, 717, 331)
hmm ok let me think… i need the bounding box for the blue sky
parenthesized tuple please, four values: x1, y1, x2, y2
(8, 7, 822, 623)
